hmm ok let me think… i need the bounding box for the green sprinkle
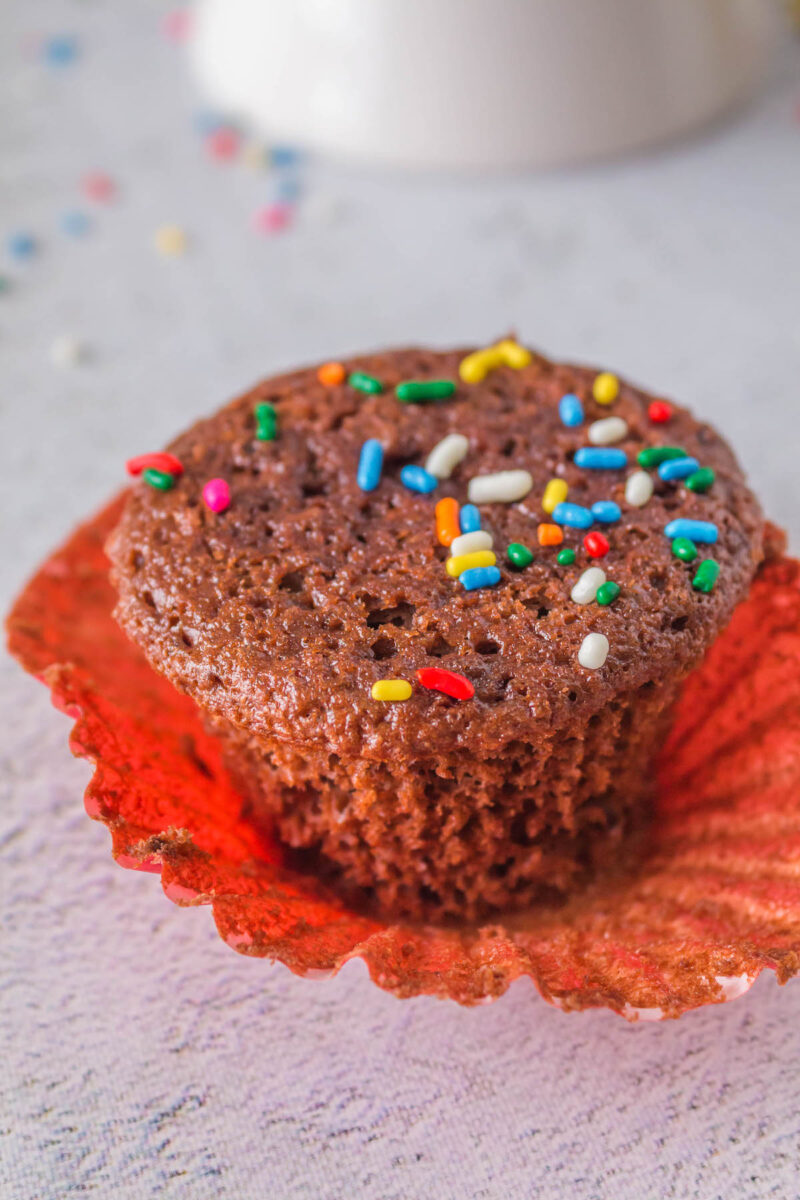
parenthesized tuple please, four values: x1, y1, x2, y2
(596, 581, 621, 606)
(637, 446, 687, 469)
(671, 537, 698, 563)
(693, 559, 720, 593)
(507, 542, 534, 569)
(349, 371, 383, 395)
(142, 467, 174, 491)
(254, 401, 277, 441)
(686, 467, 715, 493)
(396, 379, 456, 404)
(557, 548, 576, 566)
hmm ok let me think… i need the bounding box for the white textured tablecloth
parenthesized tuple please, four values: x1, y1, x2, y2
(3, 4, 800, 1197)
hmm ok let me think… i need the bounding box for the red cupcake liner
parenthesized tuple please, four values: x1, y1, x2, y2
(7, 495, 800, 1019)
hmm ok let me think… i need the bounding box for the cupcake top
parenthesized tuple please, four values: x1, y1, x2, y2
(108, 341, 765, 759)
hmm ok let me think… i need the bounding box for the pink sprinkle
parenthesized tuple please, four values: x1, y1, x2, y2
(203, 478, 230, 513)
(162, 9, 192, 42)
(253, 203, 293, 235)
(82, 172, 116, 203)
(206, 128, 239, 161)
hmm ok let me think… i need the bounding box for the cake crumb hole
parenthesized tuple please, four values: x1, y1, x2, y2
(366, 601, 416, 629)
(371, 636, 397, 661)
(279, 571, 305, 593)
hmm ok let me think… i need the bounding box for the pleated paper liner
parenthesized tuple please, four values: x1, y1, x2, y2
(7, 495, 800, 1019)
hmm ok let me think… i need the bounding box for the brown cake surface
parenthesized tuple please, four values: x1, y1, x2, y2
(108, 344, 765, 919)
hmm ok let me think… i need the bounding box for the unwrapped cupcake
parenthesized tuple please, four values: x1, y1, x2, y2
(107, 340, 765, 921)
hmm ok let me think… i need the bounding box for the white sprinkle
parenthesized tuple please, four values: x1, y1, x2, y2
(578, 632, 609, 669)
(467, 469, 533, 505)
(425, 433, 469, 479)
(571, 566, 606, 605)
(450, 530, 493, 557)
(588, 416, 628, 446)
(625, 469, 654, 508)
(50, 335, 86, 368)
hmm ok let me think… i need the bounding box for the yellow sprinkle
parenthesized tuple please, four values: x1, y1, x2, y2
(371, 679, 412, 702)
(459, 348, 503, 384)
(542, 477, 568, 514)
(446, 549, 497, 577)
(593, 372, 620, 405)
(241, 140, 269, 170)
(459, 339, 532, 383)
(154, 225, 188, 256)
(496, 339, 532, 370)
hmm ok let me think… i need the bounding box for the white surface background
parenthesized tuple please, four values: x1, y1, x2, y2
(2, 4, 800, 1198)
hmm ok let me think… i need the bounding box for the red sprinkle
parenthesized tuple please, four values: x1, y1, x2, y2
(126, 452, 184, 477)
(416, 667, 475, 701)
(254, 203, 293, 234)
(82, 172, 116, 203)
(584, 531, 610, 559)
(162, 8, 192, 42)
(648, 401, 672, 424)
(206, 127, 239, 161)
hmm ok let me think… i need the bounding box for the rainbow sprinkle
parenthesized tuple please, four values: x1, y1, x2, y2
(122, 341, 730, 705)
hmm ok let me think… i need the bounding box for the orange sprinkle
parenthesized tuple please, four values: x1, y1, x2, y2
(317, 361, 345, 387)
(435, 497, 460, 547)
(537, 523, 564, 547)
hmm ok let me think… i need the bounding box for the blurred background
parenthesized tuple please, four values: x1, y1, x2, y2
(3, 3, 800, 1198)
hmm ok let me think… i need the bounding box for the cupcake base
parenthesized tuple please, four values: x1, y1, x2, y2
(7, 493, 800, 1018)
(213, 675, 679, 921)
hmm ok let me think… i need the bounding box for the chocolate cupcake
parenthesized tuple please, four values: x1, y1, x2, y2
(108, 341, 765, 920)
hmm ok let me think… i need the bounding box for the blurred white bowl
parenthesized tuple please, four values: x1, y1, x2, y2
(190, 0, 780, 169)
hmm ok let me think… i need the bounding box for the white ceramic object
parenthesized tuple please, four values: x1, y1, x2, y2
(190, 0, 779, 170)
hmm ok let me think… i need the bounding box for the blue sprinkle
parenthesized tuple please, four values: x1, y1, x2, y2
(60, 209, 91, 237)
(357, 439, 383, 492)
(658, 456, 700, 481)
(574, 447, 628, 470)
(271, 145, 301, 168)
(400, 464, 437, 494)
(44, 35, 79, 67)
(664, 519, 718, 544)
(7, 231, 36, 260)
(276, 177, 302, 203)
(559, 393, 584, 427)
(459, 504, 481, 534)
(460, 565, 501, 591)
(591, 500, 621, 524)
(552, 502, 594, 529)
